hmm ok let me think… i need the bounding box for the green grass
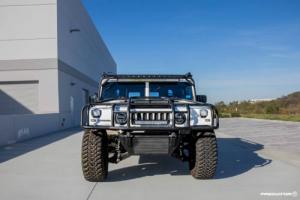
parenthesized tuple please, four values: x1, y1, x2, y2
(240, 114, 300, 122)
(219, 113, 300, 122)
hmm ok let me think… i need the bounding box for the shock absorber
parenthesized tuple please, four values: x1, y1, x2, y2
(116, 139, 121, 163)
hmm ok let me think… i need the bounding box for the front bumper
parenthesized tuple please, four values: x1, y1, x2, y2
(81, 104, 219, 131)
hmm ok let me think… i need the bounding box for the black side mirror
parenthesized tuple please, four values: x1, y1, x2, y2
(89, 94, 98, 104)
(196, 95, 207, 103)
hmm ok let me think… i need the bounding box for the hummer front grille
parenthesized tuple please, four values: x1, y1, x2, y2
(130, 109, 173, 126)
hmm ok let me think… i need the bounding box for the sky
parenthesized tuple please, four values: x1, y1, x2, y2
(82, 0, 300, 103)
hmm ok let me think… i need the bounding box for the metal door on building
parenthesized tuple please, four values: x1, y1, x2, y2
(0, 81, 39, 115)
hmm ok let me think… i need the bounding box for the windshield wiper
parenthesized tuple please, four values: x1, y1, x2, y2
(100, 96, 127, 102)
(169, 96, 183, 100)
(169, 96, 192, 101)
(100, 98, 115, 102)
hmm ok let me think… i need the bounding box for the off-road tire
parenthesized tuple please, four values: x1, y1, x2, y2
(81, 130, 108, 182)
(190, 134, 218, 179)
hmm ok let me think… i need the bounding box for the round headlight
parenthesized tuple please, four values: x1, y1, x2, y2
(200, 109, 208, 118)
(91, 108, 101, 118)
(115, 112, 127, 125)
(175, 112, 186, 124)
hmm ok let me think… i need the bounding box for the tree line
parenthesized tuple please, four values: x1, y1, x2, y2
(215, 92, 300, 117)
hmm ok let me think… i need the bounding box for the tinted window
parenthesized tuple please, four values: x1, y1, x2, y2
(150, 82, 193, 100)
(100, 82, 145, 100)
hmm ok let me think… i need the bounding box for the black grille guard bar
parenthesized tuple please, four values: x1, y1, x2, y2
(81, 100, 219, 130)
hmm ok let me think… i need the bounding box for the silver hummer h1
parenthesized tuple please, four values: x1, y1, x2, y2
(81, 73, 219, 181)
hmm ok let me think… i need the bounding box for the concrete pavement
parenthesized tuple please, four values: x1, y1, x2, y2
(0, 119, 300, 200)
(219, 118, 300, 167)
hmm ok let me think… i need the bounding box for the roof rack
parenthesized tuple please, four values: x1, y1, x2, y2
(101, 72, 193, 79)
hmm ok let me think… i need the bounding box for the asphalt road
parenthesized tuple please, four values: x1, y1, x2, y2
(0, 118, 300, 200)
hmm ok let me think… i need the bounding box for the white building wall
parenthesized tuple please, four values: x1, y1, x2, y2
(0, 0, 62, 145)
(0, 0, 117, 146)
(58, 70, 98, 127)
(56, 0, 116, 125)
(57, 0, 117, 81)
(0, 0, 58, 60)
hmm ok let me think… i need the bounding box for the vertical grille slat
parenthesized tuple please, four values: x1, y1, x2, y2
(151, 113, 155, 121)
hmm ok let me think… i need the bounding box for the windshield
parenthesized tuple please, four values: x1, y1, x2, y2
(100, 81, 194, 100)
(100, 82, 145, 100)
(150, 82, 193, 100)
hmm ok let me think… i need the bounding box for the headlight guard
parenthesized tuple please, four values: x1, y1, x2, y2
(189, 106, 213, 126)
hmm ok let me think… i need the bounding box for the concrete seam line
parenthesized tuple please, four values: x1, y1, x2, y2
(86, 183, 98, 200)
